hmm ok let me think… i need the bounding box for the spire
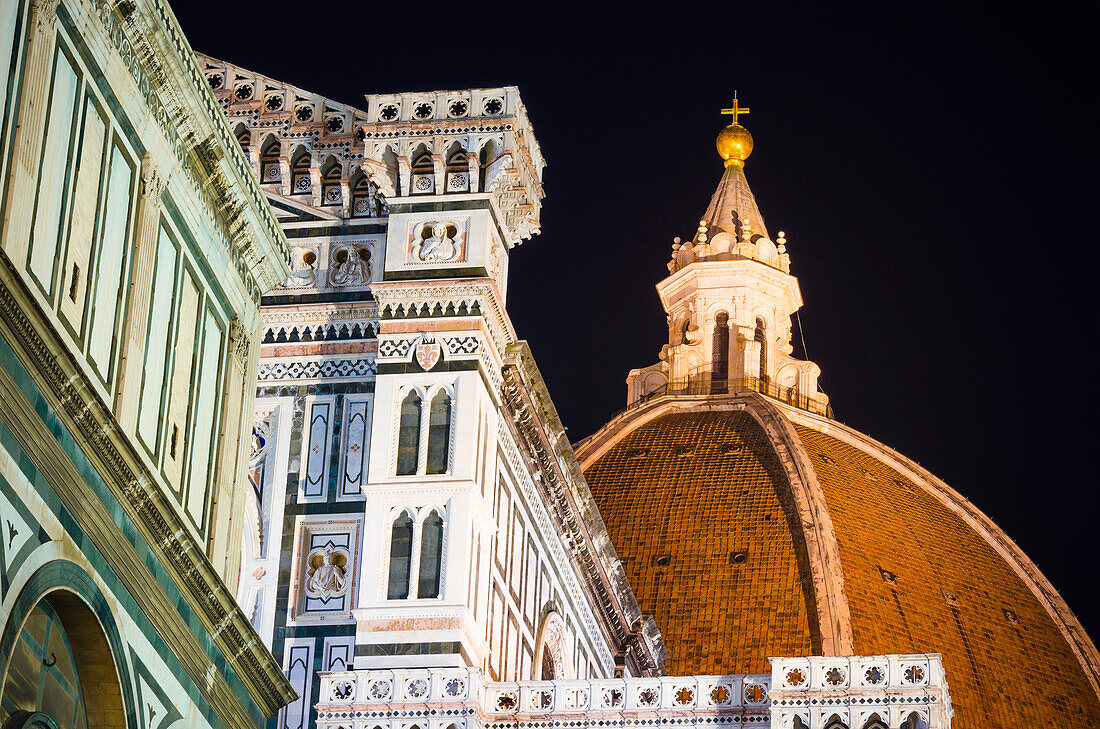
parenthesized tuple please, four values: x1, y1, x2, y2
(697, 163, 769, 242)
(695, 95, 769, 242)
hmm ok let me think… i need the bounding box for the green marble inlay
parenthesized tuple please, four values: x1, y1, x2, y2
(0, 330, 265, 726)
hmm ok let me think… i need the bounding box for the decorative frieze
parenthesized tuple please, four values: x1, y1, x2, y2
(257, 357, 376, 381)
(314, 657, 951, 728)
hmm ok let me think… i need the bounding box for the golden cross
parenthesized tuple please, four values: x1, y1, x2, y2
(721, 92, 750, 125)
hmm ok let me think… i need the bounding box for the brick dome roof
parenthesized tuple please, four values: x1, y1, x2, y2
(576, 393, 1100, 729)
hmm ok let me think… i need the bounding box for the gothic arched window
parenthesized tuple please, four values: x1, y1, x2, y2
(754, 316, 768, 383)
(446, 149, 469, 192)
(387, 512, 414, 599)
(411, 151, 434, 195)
(260, 136, 280, 183)
(862, 715, 888, 729)
(291, 148, 311, 194)
(426, 390, 452, 475)
(234, 124, 251, 161)
(321, 158, 342, 206)
(351, 172, 371, 216)
(712, 311, 730, 391)
(417, 511, 444, 598)
(478, 139, 501, 192)
(823, 716, 848, 729)
(397, 391, 422, 475)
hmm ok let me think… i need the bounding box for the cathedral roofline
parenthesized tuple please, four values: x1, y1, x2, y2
(503, 343, 669, 674)
(112, 21, 292, 292)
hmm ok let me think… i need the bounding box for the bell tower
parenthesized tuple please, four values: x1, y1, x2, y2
(627, 99, 829, 415)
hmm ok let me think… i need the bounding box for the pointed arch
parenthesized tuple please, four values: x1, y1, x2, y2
(426, 389, 452, 475)
(901, 713, 927, 729)
(410, 143, 434, 195)
(417, 510, 444, 598)
(290, 145, 311, 194)
(478, 138, 503, 192)
(387, 510, 415, 599)
(260, 134, 281, 183)
(233, 123, 252, 162)
(445, 142, 470, 193)
(861, 714, 888, 729)
(349, 168, 372, 216)
(396, 390, 422, 475)
(823, 715, 848, 729)
(754, 315, 768, 383)
(320, 155, 342, 207)
(712, 311, 730, 391)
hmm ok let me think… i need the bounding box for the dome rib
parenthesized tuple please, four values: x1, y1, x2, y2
(580, 392, 1100, 728)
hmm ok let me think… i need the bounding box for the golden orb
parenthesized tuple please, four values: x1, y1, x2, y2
(716, 123, 753, 166)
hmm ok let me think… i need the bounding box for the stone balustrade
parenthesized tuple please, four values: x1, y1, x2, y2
(314, 654, 950, 729)
(769, 654, 952, 728)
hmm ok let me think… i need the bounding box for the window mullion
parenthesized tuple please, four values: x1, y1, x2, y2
(408, 513, 424, 598)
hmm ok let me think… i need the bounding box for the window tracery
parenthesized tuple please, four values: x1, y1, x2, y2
(260, 135, 280, 183)
(291, 148, 311, 194)
(321, 157, 342, 206)
(385, 506, 447, 600)
(446, 148, 470, 192)
(395, 385, 454, 476)
(411, 149, 434, 194)
(387, 511, 414, 599)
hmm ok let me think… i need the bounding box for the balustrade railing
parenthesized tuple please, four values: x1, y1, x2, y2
(314, 654, 951, 729)
(628, 371, 830, 418)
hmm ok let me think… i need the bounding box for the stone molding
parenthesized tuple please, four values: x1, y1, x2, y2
(373, 278, 515, 354)
(501, 344, 665, 677)
(87, 0, 289, 293)
(313, 657, 951, 728)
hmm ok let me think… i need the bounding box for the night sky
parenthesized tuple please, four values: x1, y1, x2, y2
(174, 3, 1099, 637)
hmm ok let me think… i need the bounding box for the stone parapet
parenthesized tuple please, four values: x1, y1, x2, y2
(314, 654, 951, 729)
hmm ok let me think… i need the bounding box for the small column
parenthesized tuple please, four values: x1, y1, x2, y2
(397, 155, 411, 196)
(467, 155, 480, 193)
(278, 157, 291, 197)
(432, 154, 445, 194)
(309, 165, 322, 208)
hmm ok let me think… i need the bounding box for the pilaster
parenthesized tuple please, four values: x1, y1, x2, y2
(114, 158, 166, 431)
(1, 0, 61, 265)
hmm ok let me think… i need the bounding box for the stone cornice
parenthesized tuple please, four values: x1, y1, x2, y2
(87, 0, 290, 293)
(501, 343, 667, 676)
(0, 248, 296, 720)
(657, 259, 804, 314)
(372, 278, 515, 354)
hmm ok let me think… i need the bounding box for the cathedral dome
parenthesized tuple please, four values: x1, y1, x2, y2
(575, 393, 1100, 728)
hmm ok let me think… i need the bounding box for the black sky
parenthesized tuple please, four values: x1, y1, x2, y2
(174, 2, 1099, 637)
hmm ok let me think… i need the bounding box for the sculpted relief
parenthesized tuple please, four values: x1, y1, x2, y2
(407, 219, 466, 265)
(286, 245, 319, 288)
(329, 242, 371, 286)
(305, 544, 350, 601)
